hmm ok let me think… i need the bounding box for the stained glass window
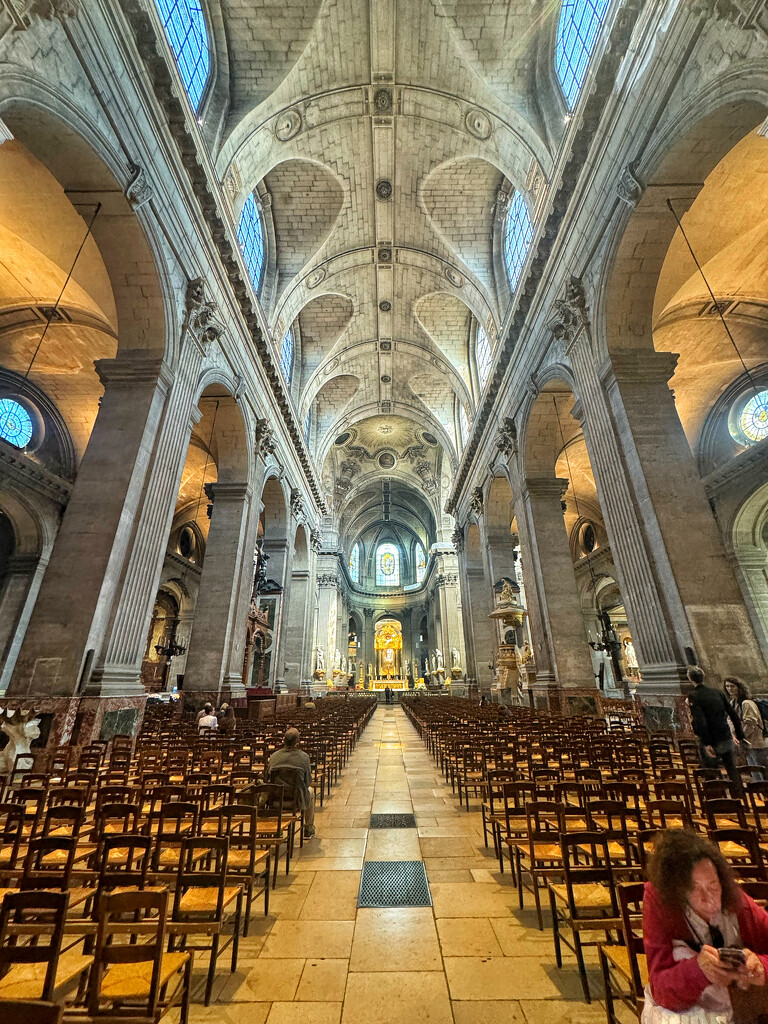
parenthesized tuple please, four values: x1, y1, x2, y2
(154, 0, 211, 111)
(349, 543, 360, 583)
(459, 405, 469, 448)
(376, 543, 400, 587)
(280, 327, 294, 385)
(739, 391, 768, 444)
(0, 399, 33, 448)
(504, 192, 534, 293)
(415, 542, 426, 584)
(476, 323, 491, 389)
(237, 194, 265, 294)
(555, 0, 611, 111)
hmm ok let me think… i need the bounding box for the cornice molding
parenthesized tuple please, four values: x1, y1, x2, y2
(0, 442, 72, 505)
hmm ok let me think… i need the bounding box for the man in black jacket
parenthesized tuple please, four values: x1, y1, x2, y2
(687, 665, 744, 793)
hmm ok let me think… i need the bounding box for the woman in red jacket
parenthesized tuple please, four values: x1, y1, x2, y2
(643, 830, 768, 1023)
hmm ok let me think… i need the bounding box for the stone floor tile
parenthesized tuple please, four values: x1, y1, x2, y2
(436, 917, 504, 957)
(215, 958, 305, 1002)
(452, 1001, 526, 1024)
(364, 829, 421, 861)
(261, 920, 355, 959)
(295, 958, 349, 1001)
(350, 907, 442, 971)
(420, 837, 478, 859)
(444, 956, 566, 1000)
(431, 882, 518, 918)
(300, 870, 361, 920)
(266, 1001, 342, 1024)
(341, 971, 453, 1024)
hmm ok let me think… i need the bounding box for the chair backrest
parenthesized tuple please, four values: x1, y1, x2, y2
(247, 783, 284, 832)
(173, 837, 229, 917)
(41, 805, 84, 838)
(709, 828, 767, 880)
(0, 802, 25, 868)
(560, 831, 619, 917)
(88, 889, 169, 1017)
(617, 881, 646, 995)
(0, 999, 62, 1024)
(97, 833, 152, 892)
(267, 766, 304, 811)
(46, 786, 89, 810)
(645, 799, 693, 830)
(0, 890, 69, 1000)
(703, 797, 748, 830)
(22, 836, 76, 891)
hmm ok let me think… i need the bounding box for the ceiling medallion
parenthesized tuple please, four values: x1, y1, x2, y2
(306, 266, 326, 288)
(379, 300, 392, 312)
(376, 178, 393, 201)
(377, 247, 392, 263)
(379, 340, 392, 351)
(380, 374, 391, 383)
(274, 108, 302, 142)
(445, 266, 464, 287)
(378, 425, 393, 434)
(464, 107, 492, 141)
(378, 452, 396, 469)
(374, 88, 393, 113)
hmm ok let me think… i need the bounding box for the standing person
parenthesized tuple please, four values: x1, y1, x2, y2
(725, 676, 768, 774)
(687, 665, 744, 795)
(217, 703, 236, 736)
(267, 727, 315, 839)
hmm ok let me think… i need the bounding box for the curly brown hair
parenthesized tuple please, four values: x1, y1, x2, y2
(724, 677, 750, 703)
(648, 829, 741, 913)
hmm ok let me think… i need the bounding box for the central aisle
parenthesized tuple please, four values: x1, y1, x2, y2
(205, 706, 605, 1024)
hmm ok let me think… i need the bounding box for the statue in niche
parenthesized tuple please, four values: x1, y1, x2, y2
(623, 637, 639, 674)
(435, 648, 444, 670)
(500, 579, 516, 604)
(367, 662, 373, 680)
(430, 652, 437, 673)
(334, 648, 341, 672)
(341, 656, 347, 674)
(315, 646, 325, 672)
(451, 648, 461, 668)
(0, 710, 41, 776)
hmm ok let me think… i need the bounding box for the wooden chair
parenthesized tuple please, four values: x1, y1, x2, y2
(0, 890, 92, 1003)
(223, 804, 270, 927)
(600, 880, 647, 1024)
(548, 831, 621, 1002)
(512, 800, 565, 930)
(170, 837, 243, 1005)
(0, 803, 25, 870)
(0, 1000, 62, 1024)
(86, 889, 192, 1024)
(709, 828, 767, 880)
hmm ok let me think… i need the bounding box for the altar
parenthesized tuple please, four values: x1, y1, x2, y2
(373, 618, 403, 681)
(370, 678, 409, 691)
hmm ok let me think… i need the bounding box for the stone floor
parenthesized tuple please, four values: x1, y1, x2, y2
(181, 706, 619, 1024)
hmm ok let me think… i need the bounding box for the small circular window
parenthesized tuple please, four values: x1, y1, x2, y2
(580, 522, 597, 555)
(739, 391, 768, 444)
(0, 398, 33, 449)
(179, 525, 197, 561)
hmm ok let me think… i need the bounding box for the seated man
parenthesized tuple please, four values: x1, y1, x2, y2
(267, 727, 316, 839)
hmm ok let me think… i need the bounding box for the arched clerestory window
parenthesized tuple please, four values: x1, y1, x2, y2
(154, 0, 211, 111)
(503, 192, 534, 294)
(376, 543, 400, 587)
(237, 194, 266, 295)
(415, 542, 426, 584)
(476, 322, 491, 390)
(555, 0, 611, 111)
(280, 327, 294, 386)
(349, 542, 360, 584)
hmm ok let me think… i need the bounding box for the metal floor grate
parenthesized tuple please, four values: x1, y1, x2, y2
(369, 813, 417, 829)
(358, 861, 432, 908)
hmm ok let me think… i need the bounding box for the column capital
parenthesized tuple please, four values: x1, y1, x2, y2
(205, 482, 250, 503)
(599, 349, 679, 388)
(524, 476, 569, 500)
(95, 353, 174, 391)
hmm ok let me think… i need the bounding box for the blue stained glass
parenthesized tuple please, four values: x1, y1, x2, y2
(556, 0, 611, 110)
(740, 391, 768, 443)
(280, 327, 294, 385)
(0, 399, 33, 448)
(154, 0, 210, 111)
(476, 323, 491, 389)
(415, 542, 426, 584)
(349, 543, 360, 583)
(376, 543, 400, 587)
(504, 192, 534, 294)
(237, 194, 266, 294)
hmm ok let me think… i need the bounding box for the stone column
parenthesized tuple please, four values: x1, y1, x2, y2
(9, 353, 174, 697)
(315, 565, 340, 683)
(0, 554, 46, 691)
(182, 481, 254, 698)
(460, 552, 496, 685)
(363, 606, 375, 685)
(519, 477, 594, 687)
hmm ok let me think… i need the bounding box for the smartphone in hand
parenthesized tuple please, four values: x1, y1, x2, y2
(719, 947, 747, 969)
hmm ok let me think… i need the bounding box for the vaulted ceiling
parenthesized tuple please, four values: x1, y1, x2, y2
(208, 0, 568, 528)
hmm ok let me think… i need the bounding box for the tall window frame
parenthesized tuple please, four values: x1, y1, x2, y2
(237, 194, 266, 295)
(154, 0, 211, 111)
(476, 322, 491, 390)
(415, 542, 427, 584)
(280, 327, 294, 385)
(349, 542, 361, 584)
(555, 0, 611, 111)
(376, 543, 400, 587)
(503, 192, 534, 294)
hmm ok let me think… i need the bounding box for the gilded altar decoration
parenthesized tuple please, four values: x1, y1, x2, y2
(374, 619, 403, 681)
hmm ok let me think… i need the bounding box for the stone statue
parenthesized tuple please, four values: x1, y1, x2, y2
(623, 637, 639, 671)
(253, 538, 269, 596)
(435, 648, 444, 670)
(315, 645, 325, 672)
(451, 647, 460, 668)
(341, 656, 347, 674)
(404, 659, 410, 679)
(367, 662, 373, 680)
(334, 648, 341, 671)
(0, 710, 41, 776)
(430, 653, 437, 672)
(500, 579, 516, 604)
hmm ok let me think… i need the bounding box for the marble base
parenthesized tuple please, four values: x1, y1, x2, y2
(0, 694, 148, 750)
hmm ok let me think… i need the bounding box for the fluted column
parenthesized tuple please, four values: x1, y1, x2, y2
(315, 564, 341, 683)
(90, 339, 204, 694)
(520, 477, 594, 687)
(182, 481, 254, 697)
(435, 550, 465, 675)
(9, 353, 174, 697)
(0, 554, 46, 691)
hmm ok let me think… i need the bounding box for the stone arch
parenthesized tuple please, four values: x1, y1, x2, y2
(732, 483, 768, 658)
